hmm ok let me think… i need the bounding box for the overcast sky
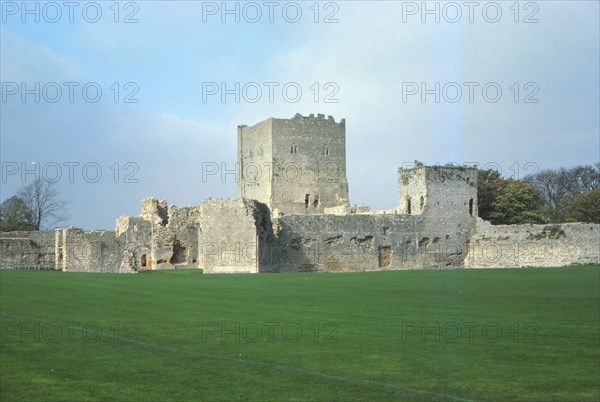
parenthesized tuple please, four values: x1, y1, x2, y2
(1, 1, 598, 229)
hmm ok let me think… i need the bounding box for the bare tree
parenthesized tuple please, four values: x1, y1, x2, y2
(17, 178, 67, 230)
(525, 164, 600, 223)
(525, 168, 571, 209)
(570, 163, 600, 193)
(525, 169, 565, 222)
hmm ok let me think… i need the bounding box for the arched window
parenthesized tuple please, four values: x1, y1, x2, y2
(141, 254, 147, 268)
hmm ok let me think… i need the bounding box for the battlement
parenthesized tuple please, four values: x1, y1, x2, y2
(398, 164, 477, 190)
(237, 113, 345, 132)
(290, 113, 345, 126)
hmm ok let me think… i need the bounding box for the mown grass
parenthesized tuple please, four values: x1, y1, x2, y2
(1, 266, 598, 401)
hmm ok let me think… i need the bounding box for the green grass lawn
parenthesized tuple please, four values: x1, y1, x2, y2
(1, 266, 599, 401)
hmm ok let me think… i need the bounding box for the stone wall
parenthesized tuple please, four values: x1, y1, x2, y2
(1, 209, 598, 273)
(55, 228, 125, 273)
(164, 204, 201, 266)
(0, 231, 56, 269)
(148, 204, 201, 270)
(262, 212, 473, 272)
(140, 197, 169, 225)
(465, 220, 600, 268)
(116, 199, 202, 272)
(116, 216, 152, 272)
(398, 165, 428, 215)
(237, 118, 273, 207)
(423, 166, 477, 222)
(198, 198, 271, 274)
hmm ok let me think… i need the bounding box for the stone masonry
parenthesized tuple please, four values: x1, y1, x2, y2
(1, 114, 598, 272)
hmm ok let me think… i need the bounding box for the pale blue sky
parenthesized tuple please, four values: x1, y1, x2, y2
(1, 1, 599, 229)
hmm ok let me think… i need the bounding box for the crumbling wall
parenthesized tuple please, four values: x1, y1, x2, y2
(465, 220, 600, 268)
(198, 198, 272, 274)
(140, 197, 168, 225)
(263, 213, 471, 272)
(56, 228, 125, 273)
(118, 198, 202, 272)
(116, 216, 152, 272)
(166, 204, 201, 266)
(150, 204, 201, 269)
(0, 231, 56, 269)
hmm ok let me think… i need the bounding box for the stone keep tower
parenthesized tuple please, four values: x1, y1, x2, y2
(397, 164, 478, 220)
(237, 113, 350, 214)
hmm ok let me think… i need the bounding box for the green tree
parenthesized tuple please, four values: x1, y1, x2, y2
(477, 168, 503, 221)
(567, 189, 600, 223)
(0, 196, 33, 231)
(487, 179, 547, 224)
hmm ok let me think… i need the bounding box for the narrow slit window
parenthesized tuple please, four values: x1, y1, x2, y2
(407, 197, 412, 215)
(313, 195, 319, 208)
(305, 194, 310, 208)
(469, 198, 474, 216)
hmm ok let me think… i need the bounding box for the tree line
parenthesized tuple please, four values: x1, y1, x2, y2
(478, 163, 599, 224)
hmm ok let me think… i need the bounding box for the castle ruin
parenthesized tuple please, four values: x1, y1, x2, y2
(1, 113, 598, 272)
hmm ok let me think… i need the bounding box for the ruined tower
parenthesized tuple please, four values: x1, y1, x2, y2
(397, 164, 478, 221)
(237, 113, 350, 214)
